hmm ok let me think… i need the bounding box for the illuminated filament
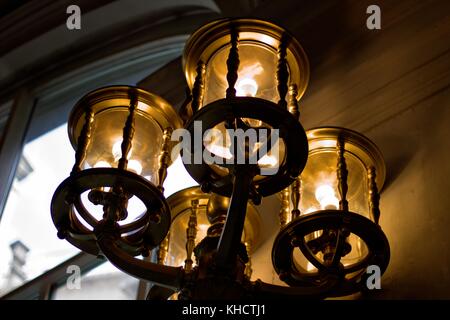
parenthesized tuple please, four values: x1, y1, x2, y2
(235, 78, 258, 97)
(315, 184, 339, 210)
(111, 140, 142, 174)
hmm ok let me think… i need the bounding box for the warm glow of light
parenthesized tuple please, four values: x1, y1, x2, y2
(315, 184, 339, 210)
(304, 207, 319, 215)
(112, 140, 133, 161)
(306, 261, 316, 271)
(236, 77, 258, 97)
(197, 224, 209, 240)
(257, 154, 278, 167)
(235, 62, 263, 97)
(127, 159, 142, 175)
(94, 160, 111, 168)
(207, 144, 233, 159)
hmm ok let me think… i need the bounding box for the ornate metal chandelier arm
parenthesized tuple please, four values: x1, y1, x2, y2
(251, 276, 339, 300)
(215, 166, 256, 268)
(329, 228, 348, 268)
(97, 235, 184, 290)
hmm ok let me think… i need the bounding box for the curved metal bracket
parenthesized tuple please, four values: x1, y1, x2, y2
(97, 234, 184, 291)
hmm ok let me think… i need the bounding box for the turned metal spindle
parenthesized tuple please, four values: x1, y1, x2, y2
(185, 199, 199, 272)
(179, 87, 193, 125)
(276, 36, 289, 110)
(367, 166, 381, 224)
(336, 137, 349, 211)
(118, 93, 139, 171)
(157, 127, 173, 192)
(244, 242, 253, 279)
(225, 27, 240, 98)
(71, 106, 94, 174)
(157, 233, 170, 265)
(191, 61, 206, 114)
(279, 187, 290, 228)
(288, 84, 300, 120)
(290, 177, 301, 220)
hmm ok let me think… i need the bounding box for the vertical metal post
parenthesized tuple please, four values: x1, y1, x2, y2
(288, 84, 300, 120)
(279, 187, 290, 228)
(118, 91, 138, 171)
(336, 137, 349, 211)
(191, 61, 206, 114)
(290, 177, 301, 220)
(158, 233, 170, 265)
(185, 199, 198, 272)
(367, 166, 381, 224)
(244, 242, 253, 279)
(226, 27, 240, 98)
(157, 127, 173, 192)
(215, 168, 254, 268)
(276, 36, 289, 110)
(71, 105, 94, 174)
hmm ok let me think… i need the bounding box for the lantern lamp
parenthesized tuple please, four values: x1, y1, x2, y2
(51, 86, 182, 257)
(272, 127, 390, 296)
(180, 18, 310, 199)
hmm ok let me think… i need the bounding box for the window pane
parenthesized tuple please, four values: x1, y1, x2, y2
(0, 124, 80, 296)
(51, 262, 139, 300)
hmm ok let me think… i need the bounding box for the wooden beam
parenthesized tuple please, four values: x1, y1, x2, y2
(138, 57, 187, 110)
(0, 0, 116, 56)
(0, 10, 220, 107)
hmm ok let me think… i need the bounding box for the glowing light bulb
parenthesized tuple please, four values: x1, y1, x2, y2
(257, 154, 278, 167)
(315, 184, 339, 210)
(206, 144, 233, 159)
(127, 159, 142, 175)
(236, 77, 258, 97)
(306, 261, 317, 272)
(94, 160, 111, 168)
(197, 224, 210, 240)
(112, 140, 133, 161)
(304, 207, 319, 215)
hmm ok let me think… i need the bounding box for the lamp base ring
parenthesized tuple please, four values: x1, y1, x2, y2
(51, 168, 171, 256)
(183, 97, 308, 197)
(271, 210, 390, 297)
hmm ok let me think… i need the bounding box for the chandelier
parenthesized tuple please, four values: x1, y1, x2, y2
(50, 18, 390, 300)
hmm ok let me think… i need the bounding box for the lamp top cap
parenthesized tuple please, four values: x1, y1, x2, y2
(67, 85, 182, 150)
(306, 126, 386, 190)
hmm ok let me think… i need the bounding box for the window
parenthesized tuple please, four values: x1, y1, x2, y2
(0, 10, 197, 297)
(51, 262, 139, 300)
(0, 124, 80, 296)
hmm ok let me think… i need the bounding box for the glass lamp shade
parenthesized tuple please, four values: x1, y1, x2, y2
(284, 127, 386, 271)
(183, 18, 309, 107)
(300, 127, 385, 216)
(68, 86, 182, 184)
(160, 187, 261, 268)
(202, 123, 287, 180)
